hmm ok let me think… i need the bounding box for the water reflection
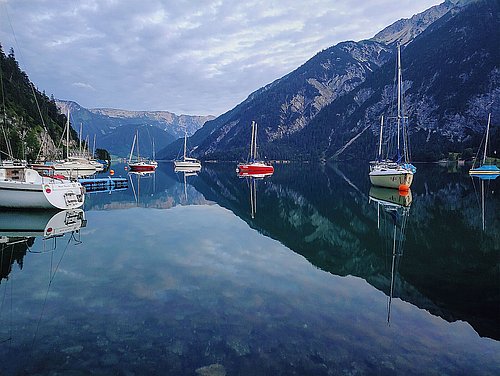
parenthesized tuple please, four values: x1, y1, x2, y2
(174, 166, 201, 203)
(0, 163, 498, 375)
(189, 162, 499, 340)
(84, 162, 211, 210)
(0, 209, 86, 351)
(470, 176, 497, 232)
(0, 209, 86, 282)
(369, 187, 412, 324)
(128, 170, 156, 205)
(239, 174, 273, 219)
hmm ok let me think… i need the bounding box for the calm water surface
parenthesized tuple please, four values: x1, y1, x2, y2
(0, 162, 498, 375)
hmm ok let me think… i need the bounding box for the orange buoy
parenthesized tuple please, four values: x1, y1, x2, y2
(110, 169, 115, 176)
(398, 184, 409, 192)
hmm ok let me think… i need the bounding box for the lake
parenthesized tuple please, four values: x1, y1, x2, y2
(0, 162, 498, 375)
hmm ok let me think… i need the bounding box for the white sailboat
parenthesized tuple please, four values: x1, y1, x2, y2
(0, 100, 85, 210)
(50, 111, 97, 178)
(369, 45, 414, 191)
(0, 164, 85, 210)
(174, 131, 201, 171)
(469, 113, 500, 178)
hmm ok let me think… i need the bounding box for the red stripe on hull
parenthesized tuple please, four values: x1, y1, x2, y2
(237, 165, 274, 175)
(130, 165, 156, 172)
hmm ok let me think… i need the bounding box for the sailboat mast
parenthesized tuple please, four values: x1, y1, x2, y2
(253, 122, 258, 160)
(128, 133, 136, 163)
(250, 121, 255, 160)
(378, 115, 384, 159)
(397, 44, 402, 154)
(92, 134, 96, 156)
(483, 113, 491, 165)
(79, 123, 82, 155)
(66, 109, 70, 159)
(184, 132, 187, 160)
(136, 129, 140, 160)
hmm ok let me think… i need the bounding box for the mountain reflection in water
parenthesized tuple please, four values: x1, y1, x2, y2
(191, 162, 499, 340)
(0, 161, 497, 375)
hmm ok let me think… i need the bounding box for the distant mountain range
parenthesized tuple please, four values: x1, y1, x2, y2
(158, 0, 499, 162)
(56, 100, 214, 157)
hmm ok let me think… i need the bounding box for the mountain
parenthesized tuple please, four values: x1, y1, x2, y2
(158, 0, 499, 162)
(56, 100, 214, 157)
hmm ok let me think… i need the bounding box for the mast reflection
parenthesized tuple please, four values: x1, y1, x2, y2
(369, 187, 412, 325)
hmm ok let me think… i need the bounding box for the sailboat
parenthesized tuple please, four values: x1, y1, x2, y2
(369, 45, 414, 191)
(469, 113, 499, 178)
(174, 132, 201, 171)
(237, 121, 274, 177)
(128, 129, 157, 172)
(0, 112, 85, 210)
(49, 112, 97, 178)
(0, 164, 85, 209)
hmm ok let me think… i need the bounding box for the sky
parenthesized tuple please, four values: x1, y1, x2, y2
(0, 0, 442, 116)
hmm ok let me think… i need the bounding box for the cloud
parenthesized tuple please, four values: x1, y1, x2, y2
(72, 82, 96, 91)
(0, 0, 442, 116)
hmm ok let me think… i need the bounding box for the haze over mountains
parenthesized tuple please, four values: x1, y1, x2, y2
(158, 0, 499, 162)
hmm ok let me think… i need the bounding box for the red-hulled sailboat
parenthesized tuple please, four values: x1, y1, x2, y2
(237, 121, 274, 177)
(128, 130, 156, 172)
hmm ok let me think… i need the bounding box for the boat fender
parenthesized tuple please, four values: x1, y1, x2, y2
(398, 184, 409, 192)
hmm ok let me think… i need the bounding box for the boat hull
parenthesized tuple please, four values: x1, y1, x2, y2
(237, 163, 274, 176)
(174, 161, 201, 169)
(469, 165, 500, 179)
(369, 170, 413, 190)
(129, 163, 156, 172)
(0, 180, 85, 210)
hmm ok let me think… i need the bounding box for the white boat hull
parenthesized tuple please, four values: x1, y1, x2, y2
(52, 163, 97, 178)
(0, 172, 85, 210)
(369, 169, 413, 189)
(174, 160, 201, 169)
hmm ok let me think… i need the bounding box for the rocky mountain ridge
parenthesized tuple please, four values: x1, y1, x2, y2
(56, 100, 214, 157)
(158, 0, 499, 162)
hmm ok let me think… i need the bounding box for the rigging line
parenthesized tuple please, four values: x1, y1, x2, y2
(3, 3, 48, 134)
(0, 64, 14, 159)
(30, 234, 72, 353)
(0, 244, 16, 344)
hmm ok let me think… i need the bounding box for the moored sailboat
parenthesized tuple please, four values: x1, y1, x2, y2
(237, 121, 274, 176)
(174, 132, 201, 171)
(49, 111, 97, 178)
(128, 129, 157, 172)
(469, 113, 499, 178)
(0, 164, 85, 210)
(369, 45, 414, 191)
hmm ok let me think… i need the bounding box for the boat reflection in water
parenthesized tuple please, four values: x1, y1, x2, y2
(175, 165, 201, 202)
(470, 175, 497, 232)
(238, 171, 273, 219)
(0, 209, 86, 240)
(0, 209, 86, 282)
(369, 186, 412, 324)
(128, 170, 156, 205)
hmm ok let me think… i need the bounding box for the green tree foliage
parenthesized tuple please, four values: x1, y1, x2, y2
(95, 148, 110, 162)
(0, 43, 78, 161)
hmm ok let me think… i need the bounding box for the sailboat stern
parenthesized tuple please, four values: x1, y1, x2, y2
(43, 181, 85, 210)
